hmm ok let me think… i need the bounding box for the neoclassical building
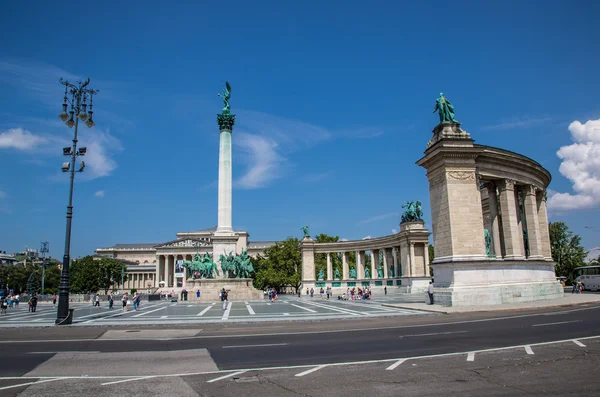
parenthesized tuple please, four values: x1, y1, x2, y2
(95, 227, 276, 291)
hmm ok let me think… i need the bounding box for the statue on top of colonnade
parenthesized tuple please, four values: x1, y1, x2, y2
(433, 92, 458, 124)
(301, 225, 311, 239)
(401, 201, 423, 223)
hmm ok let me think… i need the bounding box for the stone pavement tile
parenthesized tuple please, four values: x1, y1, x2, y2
(98, 328, 203, 339)
(24, 348, 218, 377)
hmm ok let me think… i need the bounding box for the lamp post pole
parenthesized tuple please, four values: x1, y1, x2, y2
(55, 78, 98, 325)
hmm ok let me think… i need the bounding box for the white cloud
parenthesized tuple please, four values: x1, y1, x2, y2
(0, 128, 47, 150)
(357, 212, 399, 225)
(234, 132, 285, 189)
(94, 190, 105, 197)
(392, 228, 398, 234)
(79, 129, 123, 179)
(547, 119, 600, 211)
(0, 190, 6, 199)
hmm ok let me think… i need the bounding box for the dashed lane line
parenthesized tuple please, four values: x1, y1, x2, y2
(467, 352, 475, 361)
(524, 345, 535, 355)
(0, 377, 64, 391)
(532, 320, 582, 327)
(290, 304, 317, 313)
(386, 359, 407, 370)
(399, 331, 468, 338)
(197, 305, 213, 317)
(295, 365, 327, 377)
(301, 301, 362, 316)
(573, 340, 586, 347)
(207, 371, 246, 383)
(222, 343, 289, 349)
(102, 376, 156, 386)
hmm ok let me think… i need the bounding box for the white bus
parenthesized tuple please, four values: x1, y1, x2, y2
(574, 265, 600, 291)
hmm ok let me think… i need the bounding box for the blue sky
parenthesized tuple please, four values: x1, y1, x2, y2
(1, 0, 599, 259)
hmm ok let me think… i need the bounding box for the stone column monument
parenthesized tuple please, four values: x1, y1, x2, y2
(212, 82, 239, 271)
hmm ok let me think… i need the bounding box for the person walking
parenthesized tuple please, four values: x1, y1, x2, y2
(384, 286, 387, 296)
(221, 288, 228, 310)
(52, 294, 57, 307)
(196, 289, 201, 301)
(427, 281, 434, 305)
(122, 293, 128, 312)
(94, 294, 101, 307)
(30, 294, 38, 313)
(108, 294, 114, 309)
(1, 298, 7, 315)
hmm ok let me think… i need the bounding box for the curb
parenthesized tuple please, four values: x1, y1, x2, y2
(382, 300, 600, 315)
(382, 303, 449, 314)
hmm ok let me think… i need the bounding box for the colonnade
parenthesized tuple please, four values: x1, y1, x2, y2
(482, 180, 551, 261)
(318, 243, 430, 281)
(125, 273, 155, 290)
(156, 254, 193, 288)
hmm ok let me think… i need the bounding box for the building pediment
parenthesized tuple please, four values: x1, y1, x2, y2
(157, 238, 211, 249)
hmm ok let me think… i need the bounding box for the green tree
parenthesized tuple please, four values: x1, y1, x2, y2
(549, 221, 586, 281)
(70, 256, 102, 294)
(253, 238, 302, 293)
(99, 258, 128, 294)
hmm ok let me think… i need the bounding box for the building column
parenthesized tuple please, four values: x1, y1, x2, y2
(486, 182, 503, 257)
(400, 243, 410, 277)
(523, 185, 544, 259)
(326, 253, 333, 281)
(168, 255, 174, 287)
(536, 190, 552, 260)
(356, 251, 365, 279)
(393, 247, 399, 278)
(497, 179, 525, 260)
(300, 238, 316, 282)
(342, 252, 349, 280)
(515, 188, 526, 257)
(423, 243, 430, 276)
(409, 243, 416, 276)
(370, 249, 378, 279)
(382, 248, 390, 278)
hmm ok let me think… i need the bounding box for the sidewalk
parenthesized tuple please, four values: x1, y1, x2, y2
(382, 293, 600, 314)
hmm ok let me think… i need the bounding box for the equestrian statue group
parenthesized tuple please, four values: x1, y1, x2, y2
(182, 248, 254, 279)
(401, 200, 423, 223)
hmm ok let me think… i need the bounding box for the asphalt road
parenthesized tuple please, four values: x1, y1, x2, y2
(2, 303, 600, 395)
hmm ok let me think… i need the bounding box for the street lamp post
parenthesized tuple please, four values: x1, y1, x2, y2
(55, 77, 98, 325)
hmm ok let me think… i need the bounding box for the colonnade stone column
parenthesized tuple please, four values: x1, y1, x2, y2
(536, 190, 552, 260)
(486, 182, 503, 257)
(523, 185, 544, 259)
(301, 238, 316, 282)
(326, 253, 333, 281)
(497, 179, 525, 260)
(370, 249, 378, 279)
(356, 251, 365, 279)
(342, 252, 349, 280)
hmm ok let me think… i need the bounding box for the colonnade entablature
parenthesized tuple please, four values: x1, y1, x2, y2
(300, 221, 432, 293)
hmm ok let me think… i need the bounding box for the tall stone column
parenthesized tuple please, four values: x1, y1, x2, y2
(486, 182, 503, 257)
(400, 242, 410, 277)
(326, 253, 333, 281)
(523, 185, 544, 259)
(342, 252, 349, 280)
(515, 189, 526, 256)
(393, 247, 400, 278)
(498, 179, 525, 260)
(382, 248, 390, 278)
(536, 190, 552, 260)
(370, 250, 378, 279)
(212, 106, 239, 259)
(356, 251, 365, 279)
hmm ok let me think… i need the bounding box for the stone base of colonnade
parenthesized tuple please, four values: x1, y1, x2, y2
(430, 259, 564, 306)
(179, 278, 263, 303)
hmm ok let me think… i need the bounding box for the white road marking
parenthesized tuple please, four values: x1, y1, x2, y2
(207, 371, 246, 383)
(0, 377, 63, 391)
(266, 303, 271, 306)
(573, 340, 586, 347)
(302, 301, 362, 316)
(283, 313, 290, 316)
(187, 305, 193, 308)
(222, 343, 289, 349)
(295, 365, 327, 377)
(467, 352, 475, 361)
(386, 359, 407, 370)
(222, 302, 232, 320)
(28, 351, 100, 354)
(290, 304, 317, 313)
(160, 316, 168, 319)
(400, 331, 468, 338)
(102, 376, 155, 386)
(246, 305, 255, 315)
(524, 345, 534, 355)
(244, 301, 248, 304)
(132, 306, 167, 318)
(532, 320, 582, 327)
(197, 306, 213, 317)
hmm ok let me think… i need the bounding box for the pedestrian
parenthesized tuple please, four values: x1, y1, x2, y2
(133, 293, 141, 311)
(221, 288, 228, 310)
(196, 289, 201, 301)
(428, 281, 434, 305)
(94, 294, 100, 307)
(319, 287, 324, 298)
(52, 294, 57, 306)
(108, 294, 114, 309)
(122, 293, 128, 312)
(384, 286, 387, 296)
(326, 287, 330, 300)
(1, 298, 7, 315)
(30, 294, 38, 312)
(14, 295, 19, 308)
(310, 287, 314, 298)
(306, 288, 309, 296)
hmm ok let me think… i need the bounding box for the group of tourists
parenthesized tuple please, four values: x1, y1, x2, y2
(342, 287, 372, 300)
(0, 293, 44, 314)
(267, 288, 278, 302)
